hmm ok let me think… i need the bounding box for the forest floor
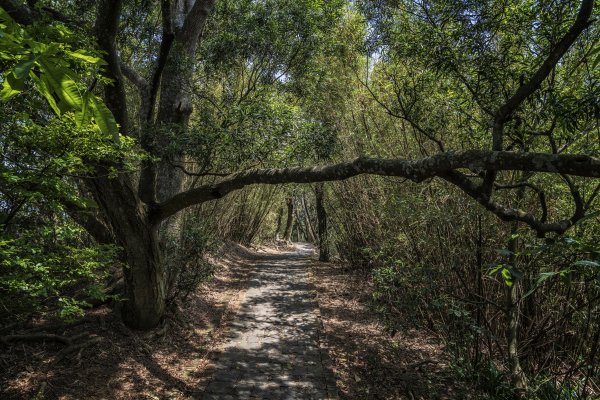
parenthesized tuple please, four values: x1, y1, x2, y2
(1, 243, 477, 400)
(309, 259, 479, 400)
(1, 243, 259, 400)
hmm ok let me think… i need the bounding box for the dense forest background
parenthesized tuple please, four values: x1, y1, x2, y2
(1, 0, 600, 398)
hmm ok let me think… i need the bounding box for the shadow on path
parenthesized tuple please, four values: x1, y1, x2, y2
(202, 243, 337, 400)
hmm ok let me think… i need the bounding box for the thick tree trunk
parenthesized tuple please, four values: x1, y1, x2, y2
(121, 224, 165, 330)
(87, 171, 165, 330)
(283, 197, 294, 242)
(315, 183, 329, 262)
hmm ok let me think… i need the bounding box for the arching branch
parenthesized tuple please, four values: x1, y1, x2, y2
(495, 0, 595, 127)
(495, 181, 548, 223)
(150, 151, 600, 234)
(441, 171, 582, 237)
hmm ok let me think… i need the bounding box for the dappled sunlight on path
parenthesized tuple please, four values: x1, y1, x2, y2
(202, 243, 338, 400)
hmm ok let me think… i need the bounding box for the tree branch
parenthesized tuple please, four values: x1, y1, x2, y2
(585, 182, 600, 209)
(179, 0, 215, 47)
(120, 62, 149, 93)
(169, 161, 233, 177)
(94, 0, 130, 134)
(495, 181, 548, 223)
(136, 0, 177, 205)
(64, 205, 116, 245)
(441, 171, 579, 237)
(146, 0, 175, 123)
(0, 0, 37, 24)
(1, 0, 79, 26)
(483, 0, 595, 195)
(150, 150, 600, 230)
(495, 0, 595, 127)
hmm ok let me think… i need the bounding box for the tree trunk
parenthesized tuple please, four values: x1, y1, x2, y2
(301, 193, 317, 243)
(121, 225, 165, 330)
(507, 237, 527, 396)
(283, 197, 294, 242)
(274, 207, 283, 239)
(294, 207, 309, 242)
(315, 183, 329, 262)
(506, 197, 527, 396)
(152, 1, 216, 236)
(87, 171, 165, 330)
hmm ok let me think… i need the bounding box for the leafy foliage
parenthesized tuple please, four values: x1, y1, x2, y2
(0, 10, 138, 322)
(0, 222, 117, 320)
(0, 7, 119, 140)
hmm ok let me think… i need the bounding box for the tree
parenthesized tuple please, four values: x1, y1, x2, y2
(283, 197, 294, 242)
(315, 183, 329, 262)
(1, 0, 598, 330)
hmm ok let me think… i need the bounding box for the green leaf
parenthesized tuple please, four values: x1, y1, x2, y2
(572, 260, 600, 268)
(497, 249, 513, 257)
(523, 271, 562, 299)
(13, 55, 35, 79)
(510, 267, 524, 281)
(36, 56, 83, 110)
(66, 50, 105, 65)
(501, 268, 513, 287)
(89, 94, 120, 143)
(30, 73, 61, 115)
(577, 211, 600, 223)
(0, 73, 25, 101)
(75, 91, 92, 128)
(592, 53, 600, 71)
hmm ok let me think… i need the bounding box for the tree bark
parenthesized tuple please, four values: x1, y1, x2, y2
(86, 171, 165, 330)
(283, 197, 294, 242)
(301, 194, 316, 243)
(154, 0, 216, 201)
(315, 183, 329, 262)
(152, 151, 600, 236)
(274, 207, 283, 239)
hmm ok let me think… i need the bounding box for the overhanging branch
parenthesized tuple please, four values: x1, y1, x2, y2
(150, 150, 600, 228)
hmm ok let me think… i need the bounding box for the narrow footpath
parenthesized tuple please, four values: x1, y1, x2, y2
(202, 243, 338, 400)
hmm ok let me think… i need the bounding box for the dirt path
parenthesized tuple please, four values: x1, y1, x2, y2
(201, 243, 338, 400)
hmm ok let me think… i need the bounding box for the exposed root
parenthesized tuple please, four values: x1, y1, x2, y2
(1, 333, 72, 346)
(1, 331, 102, 363)
(55, 336, 103, 362)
